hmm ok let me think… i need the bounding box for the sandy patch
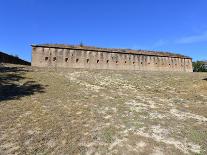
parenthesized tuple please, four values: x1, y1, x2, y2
(170, 108, 207, 123)
(134, 126, 201, 154)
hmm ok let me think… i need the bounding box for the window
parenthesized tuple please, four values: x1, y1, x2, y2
(106, 60, 109, 63)
(53, 57, 56, 61)
(45, 57, 49, 61)
(116, 61, 118, 64)
(133, 62, 135, 64)
(76, 59, 79, 63)
(97, 60, 99, 63)
(65, 58, 69, 62)
(141, 62, 143, 64)
(125, 61, 127, 64)
(87, 59, 89, 63)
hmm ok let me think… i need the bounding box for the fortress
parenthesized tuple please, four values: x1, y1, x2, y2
(31, 44, 193, 72)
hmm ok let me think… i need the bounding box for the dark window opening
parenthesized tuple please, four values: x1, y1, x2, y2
(106, 60, 109, 63)
(141, 62, 143, 64)
(125, 61, 127, 63)
(65, 58, 69, 62)
(133, 62, 135, 64)
(97, 60, 99, 63)
(53, 57, 56, 61)
(45, 57, 49, 61)
(87, 59, 89, 63)
(169, 64, 171, 66)
(156, 63, 158, 65)
(76, 59, 79, 63)
(116, 61, 118, 64)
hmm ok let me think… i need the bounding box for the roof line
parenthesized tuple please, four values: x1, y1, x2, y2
(31, 44, 192, 59)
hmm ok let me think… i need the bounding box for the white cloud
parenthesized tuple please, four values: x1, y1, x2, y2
(131, 31, 207, 50)
(176, 31, 207, 44)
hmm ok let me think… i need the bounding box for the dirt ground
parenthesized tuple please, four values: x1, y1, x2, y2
(0, 64, 207, 155)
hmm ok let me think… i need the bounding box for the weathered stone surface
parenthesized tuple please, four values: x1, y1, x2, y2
(31, 44, 193, 72)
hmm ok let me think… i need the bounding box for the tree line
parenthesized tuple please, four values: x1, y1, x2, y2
(193, 61, 207, 72)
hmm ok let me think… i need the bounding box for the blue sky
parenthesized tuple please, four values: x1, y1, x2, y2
(0, 0, 207, 61)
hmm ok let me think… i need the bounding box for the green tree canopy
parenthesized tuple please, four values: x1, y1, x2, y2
(193, 61, 207, 72)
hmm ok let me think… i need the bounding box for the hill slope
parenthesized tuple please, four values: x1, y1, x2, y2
(0, 51, 30, 65)
(0, 64, 207, 154)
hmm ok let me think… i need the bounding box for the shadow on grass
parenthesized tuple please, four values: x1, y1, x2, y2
(0, 66, 46, 101)
(203, 78, 207, 81)
(0, 66, 29, 73)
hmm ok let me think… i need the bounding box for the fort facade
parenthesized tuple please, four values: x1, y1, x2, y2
(31, 44, 193, 72)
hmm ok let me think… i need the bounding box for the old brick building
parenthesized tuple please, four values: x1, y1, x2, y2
(31, 44, 193, 72)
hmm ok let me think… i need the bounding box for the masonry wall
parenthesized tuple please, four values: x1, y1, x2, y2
(31, 47, 193, 72)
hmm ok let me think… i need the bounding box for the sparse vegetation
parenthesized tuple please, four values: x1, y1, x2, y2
(0, 64, 207, 154)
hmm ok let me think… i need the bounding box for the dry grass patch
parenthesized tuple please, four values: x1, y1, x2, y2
(0, 64, 207, 154)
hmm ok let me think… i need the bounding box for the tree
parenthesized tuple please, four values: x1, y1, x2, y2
(193, 61, 207, 72)
(79, 41, 84, 47)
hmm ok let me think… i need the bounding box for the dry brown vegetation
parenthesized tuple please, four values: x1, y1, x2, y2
(0, 64, 207, 155)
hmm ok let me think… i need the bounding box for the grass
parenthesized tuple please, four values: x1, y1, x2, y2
(0, 64, 207, 155)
